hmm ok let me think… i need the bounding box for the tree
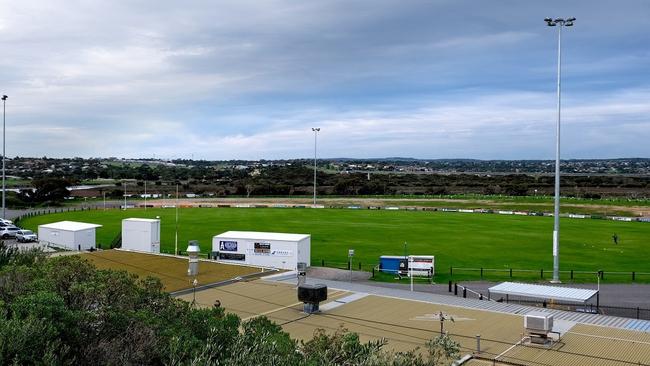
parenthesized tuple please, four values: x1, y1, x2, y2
(18, 177, 71, 205)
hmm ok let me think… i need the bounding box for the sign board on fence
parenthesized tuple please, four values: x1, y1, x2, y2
(406, 255, 435, 277)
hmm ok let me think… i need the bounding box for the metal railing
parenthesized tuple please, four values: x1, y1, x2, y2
(449, 267, 650, 282)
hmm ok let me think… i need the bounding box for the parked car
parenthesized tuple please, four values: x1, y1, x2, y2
(0, 226, 20, 239)
(0, 219, 13, 225)
(16, 229, 37, 242)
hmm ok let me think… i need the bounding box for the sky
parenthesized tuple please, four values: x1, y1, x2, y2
(0, 0, 649, 160)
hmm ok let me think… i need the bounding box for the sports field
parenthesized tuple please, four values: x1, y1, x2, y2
(20, 207, 650, 282)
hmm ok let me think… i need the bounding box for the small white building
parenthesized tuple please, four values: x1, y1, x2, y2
(212, 231, 310, 270)
(121, 218, 161, 253)
(38, 221, 102, 251)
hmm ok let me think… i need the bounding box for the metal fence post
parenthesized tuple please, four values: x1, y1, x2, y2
(463, 287, 467, 298)
(454, 283, 458, 296)
(448, 281, 452, 292)
(510, 268, 512, 278)
(476, 334, 481, 354)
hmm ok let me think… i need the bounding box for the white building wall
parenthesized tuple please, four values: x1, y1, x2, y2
(73, 229, 96, 251)
(121, 219, 161, 253)
(212, 234, 310, 270)
(38, 227, 95, 250)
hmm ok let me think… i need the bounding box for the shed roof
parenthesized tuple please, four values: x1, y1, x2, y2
(38, 221, 103, 232)
(123, 218, 160, 223)
(214, 231, 310, 242)
(488, 282, 598, 303)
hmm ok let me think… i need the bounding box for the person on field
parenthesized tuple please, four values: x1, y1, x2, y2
(612, 233, 619, 245)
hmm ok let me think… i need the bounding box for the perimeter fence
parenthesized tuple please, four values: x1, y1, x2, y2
(449, 267, 650, 282)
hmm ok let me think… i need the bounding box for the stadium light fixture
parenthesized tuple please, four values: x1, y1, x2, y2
(545, 17, 576, 283)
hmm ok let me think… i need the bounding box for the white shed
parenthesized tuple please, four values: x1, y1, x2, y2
(212, 231, 310, 270)
(121, 218, 161, 253)
(38, 221, 102, 251)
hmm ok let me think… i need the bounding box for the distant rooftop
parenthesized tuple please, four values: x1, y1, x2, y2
(214, 231, 310, 242)
(39, 221, 102, 231)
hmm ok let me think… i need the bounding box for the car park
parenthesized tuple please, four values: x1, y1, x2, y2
(16, 229, 37, 242)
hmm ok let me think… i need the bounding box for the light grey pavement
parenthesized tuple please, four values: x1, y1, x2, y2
(354, 279, 650, 309)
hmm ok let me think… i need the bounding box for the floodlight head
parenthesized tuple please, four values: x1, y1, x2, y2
(1, 95, 6, 101)
(554, 18, 564, 23)
(567, 17, 576, 22)
(544, 17, 552, 22)
(312, 127, 320, 132)
(565, 22, 574, 27)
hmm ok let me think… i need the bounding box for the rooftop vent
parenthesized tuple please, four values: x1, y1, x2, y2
(298, 284, 327, 313)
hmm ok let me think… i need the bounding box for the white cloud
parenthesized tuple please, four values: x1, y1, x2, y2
(0, 0, 648, 159)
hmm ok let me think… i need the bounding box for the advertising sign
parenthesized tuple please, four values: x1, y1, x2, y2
(254, 242, 271, 255)
(219, 240, 238, 252)
(404, 256, 435, 277)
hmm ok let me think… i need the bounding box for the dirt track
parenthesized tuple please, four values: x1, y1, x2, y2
(141, 197, 650, 216)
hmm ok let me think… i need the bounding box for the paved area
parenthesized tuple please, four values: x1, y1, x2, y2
(80, 250, 265, 292)
(267, 273, 650, 333)
(181, 277, 650, 364)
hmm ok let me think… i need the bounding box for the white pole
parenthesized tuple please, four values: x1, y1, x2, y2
(409, 256, 413, 292)
(547, 17, 574, 283)
(2, 95, 7, 219)
(312, 127, 320, 205)
(144, 180, 147, 211)
(552, 23, 562, 284)
(175, 183, 179, 255)
(123, 181, 127, 210)
(103, 191, 106, 210)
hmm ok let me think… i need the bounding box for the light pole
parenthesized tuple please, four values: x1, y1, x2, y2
(311, 128, 320, 205)
(545, 17, 575, 283)
(1, 95, 7, 219)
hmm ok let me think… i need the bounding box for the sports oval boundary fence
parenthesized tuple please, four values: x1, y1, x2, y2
(449, 267, 650, 282)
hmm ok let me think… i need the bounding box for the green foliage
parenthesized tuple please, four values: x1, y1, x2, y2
(17, 177, 72, 205)
(302, 326, 387, 365)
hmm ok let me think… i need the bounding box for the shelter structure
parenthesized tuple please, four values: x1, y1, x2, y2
(121, 218, 161, 253)
(38, 221, 102, 251)
(488, 281, 599, 307)
(212, 231, 310, 270)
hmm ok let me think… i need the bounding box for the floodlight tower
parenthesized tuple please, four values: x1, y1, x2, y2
(311, 128, 320, 205)
(1, 95, 6, 219)
(544, 17, 575, 283)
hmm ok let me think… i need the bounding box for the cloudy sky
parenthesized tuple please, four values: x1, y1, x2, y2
(1, 0, 649, 160)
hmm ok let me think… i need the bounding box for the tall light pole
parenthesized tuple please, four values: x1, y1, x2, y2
(311, 128, 320, 205)
(1, 95, 7, 219)
(545, 17, 575, 283)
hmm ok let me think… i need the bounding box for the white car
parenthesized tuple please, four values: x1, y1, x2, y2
(16, 229, 37, 242)
(0, 226, 20, 239)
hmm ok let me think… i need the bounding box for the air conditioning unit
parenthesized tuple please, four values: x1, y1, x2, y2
(298, 284, 327, 313)
(525, 312, 554, 333)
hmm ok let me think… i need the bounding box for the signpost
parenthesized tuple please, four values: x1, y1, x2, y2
(348, 249, 355, 282)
